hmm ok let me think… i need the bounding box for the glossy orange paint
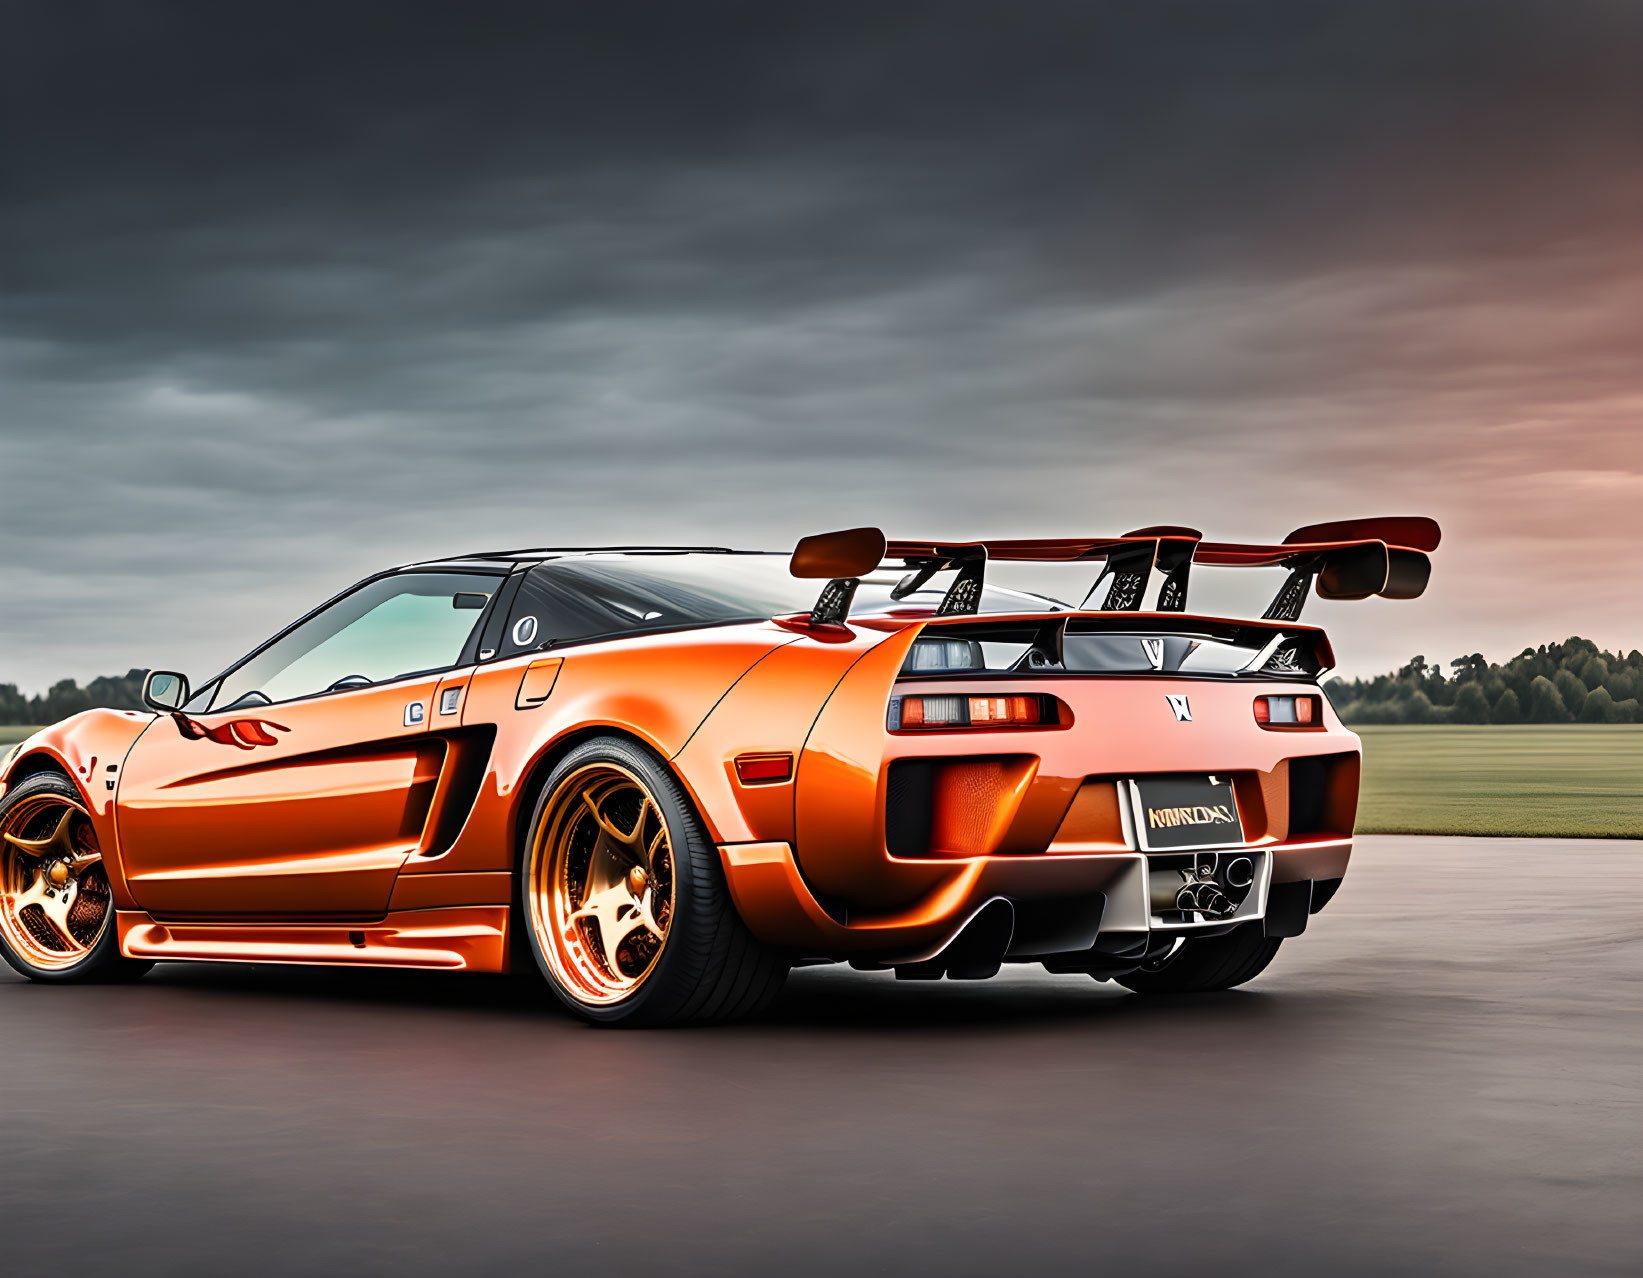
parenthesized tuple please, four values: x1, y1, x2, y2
(672, 623, 888, 847)
(116, 676, 446, 916)
(384, 622, 808, 905)
(1, 710, 151, 907)
(116, 905, 508, 970)
(749, 612, 1364, 953)
(3, 574, 1371, 974)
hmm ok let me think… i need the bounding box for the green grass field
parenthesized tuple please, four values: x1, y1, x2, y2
(0, 725, 43, 746)
(5, 721, 1639, 837)
(1356, 724, 1643, 838)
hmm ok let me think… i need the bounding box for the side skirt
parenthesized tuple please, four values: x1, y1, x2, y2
(116, 905, 511, 973)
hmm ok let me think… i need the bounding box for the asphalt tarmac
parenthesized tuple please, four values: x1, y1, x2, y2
(4, 836, 1639, 1276)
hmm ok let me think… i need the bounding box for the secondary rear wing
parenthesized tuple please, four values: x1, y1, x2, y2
(789, 517, 1439, 625)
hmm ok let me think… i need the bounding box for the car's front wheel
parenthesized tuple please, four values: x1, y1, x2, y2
(1114, 921, 1281, 995)
(0, 772, 152, 983)
(520, 736, 787, 1026)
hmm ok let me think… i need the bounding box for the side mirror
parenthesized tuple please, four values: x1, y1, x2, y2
(142, 670, 190, 713)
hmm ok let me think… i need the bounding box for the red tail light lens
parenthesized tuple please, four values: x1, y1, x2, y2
(891, 694, 1056, 731)
(1254, 695, 1323, 728)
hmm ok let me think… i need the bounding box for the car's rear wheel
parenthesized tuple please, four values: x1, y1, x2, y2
(521, 736, 787, 1026)
(0, 772, 151, 983)
(1114, 921, 1281, 994)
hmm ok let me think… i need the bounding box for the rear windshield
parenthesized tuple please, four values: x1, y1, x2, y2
(497, 553, 1070, 654)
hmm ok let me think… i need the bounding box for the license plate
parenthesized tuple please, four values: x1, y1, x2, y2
(1130, 774, 1244, 851)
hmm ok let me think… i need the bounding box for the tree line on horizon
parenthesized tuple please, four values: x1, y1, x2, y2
(1324, 638, 1643, 725)
(4, 639, 1641, 727)
(0, 669, 148, 725)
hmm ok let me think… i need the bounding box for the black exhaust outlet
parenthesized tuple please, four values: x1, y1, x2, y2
(894, 899, 1016, 981)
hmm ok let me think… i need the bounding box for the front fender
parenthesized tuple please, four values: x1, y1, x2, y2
(1, 709, 155, 907)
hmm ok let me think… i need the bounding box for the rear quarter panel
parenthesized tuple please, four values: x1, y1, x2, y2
(406, 624, 805, 877)
(672, 623, 899, 846)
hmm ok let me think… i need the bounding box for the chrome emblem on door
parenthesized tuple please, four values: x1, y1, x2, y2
(404, 701, 426, 727)
(1141, 637, 1165, 670)
(1166, 694, 1192, 722)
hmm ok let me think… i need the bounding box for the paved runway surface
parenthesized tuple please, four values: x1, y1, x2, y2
(4, 836, 1640, 1276)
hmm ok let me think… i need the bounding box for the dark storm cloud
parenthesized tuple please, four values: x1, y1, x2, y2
(1, 1, 1640, 689)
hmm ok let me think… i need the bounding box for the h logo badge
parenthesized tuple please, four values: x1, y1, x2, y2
(1166, 694, 1192, 722)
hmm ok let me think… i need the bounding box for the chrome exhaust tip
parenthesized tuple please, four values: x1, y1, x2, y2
(1223, 855, 1255, 890)
(1176, 881, 1235, 918)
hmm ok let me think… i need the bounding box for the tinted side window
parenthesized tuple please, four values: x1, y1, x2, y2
(212, 572, 501, 709)
(497, 556, 811, 657)
(498, 565, 599, 658)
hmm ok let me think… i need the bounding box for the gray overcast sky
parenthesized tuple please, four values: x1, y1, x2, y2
(2, 1, 1640, 692)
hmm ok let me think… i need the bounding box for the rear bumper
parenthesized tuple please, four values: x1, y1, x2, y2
(719, 835, 1350, 964)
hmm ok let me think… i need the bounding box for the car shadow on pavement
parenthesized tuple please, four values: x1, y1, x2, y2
(114, 959, 1324, 1034)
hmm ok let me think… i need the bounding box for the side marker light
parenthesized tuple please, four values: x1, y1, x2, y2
(735, 753, 794, 784)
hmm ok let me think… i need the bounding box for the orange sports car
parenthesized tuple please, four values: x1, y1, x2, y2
(0, 518, 1437, 1025)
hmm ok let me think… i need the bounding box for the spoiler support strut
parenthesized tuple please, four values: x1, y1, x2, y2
(1262, 566, 1316, 622)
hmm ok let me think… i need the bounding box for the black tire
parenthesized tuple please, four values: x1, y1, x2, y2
(520, 736, 787, 1027)
(1114, 921, 1281, 994)
(0, 772, 153, 984)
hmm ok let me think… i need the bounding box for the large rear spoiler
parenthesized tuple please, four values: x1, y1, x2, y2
(789, 517, 1439, 624)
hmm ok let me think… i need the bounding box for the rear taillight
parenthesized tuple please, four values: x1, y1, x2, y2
(890, 693, 1056, 731)
(1255, 695, 1322, 727)
(967, 695, 1043, 726)
(901, 637, 985, 673)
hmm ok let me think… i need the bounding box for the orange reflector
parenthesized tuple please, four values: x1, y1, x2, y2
(734, 752, 793, 784)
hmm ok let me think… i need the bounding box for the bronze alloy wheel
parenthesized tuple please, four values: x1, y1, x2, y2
(527, 762, 677, 1006)
(0, 788, 114, 972)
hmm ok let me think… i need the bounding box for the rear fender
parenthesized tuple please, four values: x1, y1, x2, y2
(792, 626, 945, 912)
(673, 624, 900, 846)
(423, 625, 801, 876)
